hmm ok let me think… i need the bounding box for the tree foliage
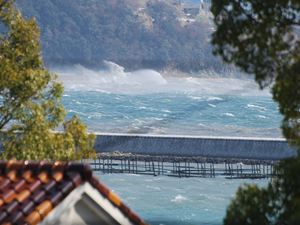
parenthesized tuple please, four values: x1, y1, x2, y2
(211, 0, 300, 146)
(14, 0, 222, 72)
(224, 158, 300, 225)
(211, 0, 300, 224)
(0, 0, 96, 160)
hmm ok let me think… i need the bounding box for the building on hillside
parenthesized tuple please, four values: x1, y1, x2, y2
(0, 160, 147, 225)
(174, 0, 211, 19)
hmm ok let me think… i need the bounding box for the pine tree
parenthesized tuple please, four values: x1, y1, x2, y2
(0, 0, 96, 160)
(211, 0, 300, 224)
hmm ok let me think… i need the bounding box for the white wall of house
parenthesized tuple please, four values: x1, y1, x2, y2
(40, 183, 134, 225)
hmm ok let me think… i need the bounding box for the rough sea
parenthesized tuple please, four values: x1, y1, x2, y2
(99, 174, 267, 225)
(55, 61, 280, 225)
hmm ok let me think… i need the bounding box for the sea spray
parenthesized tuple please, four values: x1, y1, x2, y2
(53, 61, 271, 96)
(53, 61, 281, 137)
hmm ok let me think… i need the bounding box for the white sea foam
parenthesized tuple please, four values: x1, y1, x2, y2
(127, 174, 141, 177)
(67, 109, 88, 116)
(53, 61, 271, 96)
(146, 185, 161, 190)
(171, 194, 187, 203)
(207, 96, 223, 101)
(247, 104, 267, 111)
(223, 113, 235, 117)
(188, 96, 203, 100)
(257, 115, 267, 119)
(90, 112, 103, 118)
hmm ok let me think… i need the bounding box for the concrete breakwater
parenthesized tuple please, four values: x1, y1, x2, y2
(89, 133, 297, 178)
(94, 133, 297, 160)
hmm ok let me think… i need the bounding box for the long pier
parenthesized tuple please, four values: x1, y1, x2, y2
(84, 154, 278, 179)
(87, 133, 297, 178)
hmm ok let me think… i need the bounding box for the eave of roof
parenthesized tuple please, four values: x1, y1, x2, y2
(40, 182, 134, 225)
(0, 160, 147, 225)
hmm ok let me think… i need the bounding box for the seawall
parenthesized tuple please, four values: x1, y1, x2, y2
(94, 133, 297, 161)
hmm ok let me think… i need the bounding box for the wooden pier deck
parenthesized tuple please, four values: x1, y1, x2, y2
(83, 154, 278, 179)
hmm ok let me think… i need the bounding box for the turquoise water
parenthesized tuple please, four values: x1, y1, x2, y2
(98, 174, 268, 225)
(57, 63, 282, 137)
(63, 91, 281, 137)
(57, 65, 279, 225)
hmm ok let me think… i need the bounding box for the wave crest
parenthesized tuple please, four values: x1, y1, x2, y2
(54, 61, 271, 96)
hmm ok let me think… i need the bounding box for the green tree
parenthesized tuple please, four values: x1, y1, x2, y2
(211, 0, 300, 224)
(14, 0, 221, 72)
(0, 0, 96, 160)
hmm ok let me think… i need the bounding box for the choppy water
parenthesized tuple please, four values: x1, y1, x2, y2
(55, 63, 279, 224)
(62, 92, 281, 137)
(98, 174, 268, 225)
(57, 62, 282, 137)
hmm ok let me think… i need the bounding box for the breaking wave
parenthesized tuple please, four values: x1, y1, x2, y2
(55, 61, 281, 137)
(171, 194, 188, 203)
(53, 61, 271, 96)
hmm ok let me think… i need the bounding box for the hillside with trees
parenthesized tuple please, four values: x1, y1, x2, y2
(14, 0, 223, 72)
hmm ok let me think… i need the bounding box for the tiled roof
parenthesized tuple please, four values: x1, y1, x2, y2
(0, 160, 147, 225)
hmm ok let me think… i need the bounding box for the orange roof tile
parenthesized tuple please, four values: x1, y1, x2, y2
(0, 160, 147, 225)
